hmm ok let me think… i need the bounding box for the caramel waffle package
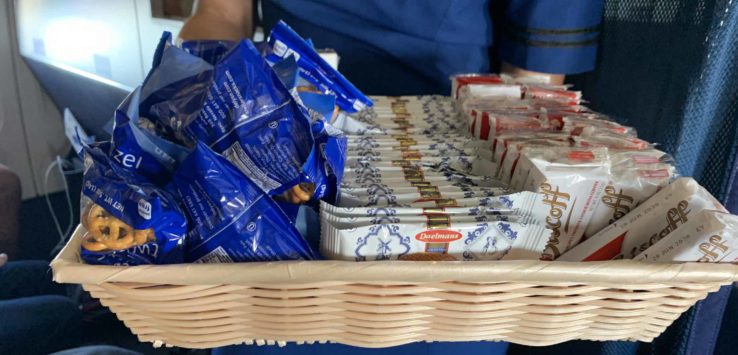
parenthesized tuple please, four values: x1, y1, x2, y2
(635, 210, 738, 263)
(558, 177, 726, 261)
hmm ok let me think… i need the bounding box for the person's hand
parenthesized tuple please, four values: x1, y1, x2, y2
(0, 253, 7, 268)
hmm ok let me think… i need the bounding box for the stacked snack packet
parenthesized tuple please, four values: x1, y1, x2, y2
(319, 73, 737, 263)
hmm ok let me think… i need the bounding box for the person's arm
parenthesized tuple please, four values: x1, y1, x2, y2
(498, 0, 604, 84)
(178, 0, 254, 41)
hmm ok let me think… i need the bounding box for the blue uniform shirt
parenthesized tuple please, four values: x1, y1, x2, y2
(262, 0, 603, 95)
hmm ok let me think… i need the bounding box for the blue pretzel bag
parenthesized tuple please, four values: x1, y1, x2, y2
(267, 20, 373, 112)
(80, 144, 187, 265)
(178, 39, 316, 198)
(302, 120, 347, 204)
(174, 142, 319, 262)
(182, 39, 291, 147)
(139, 32, 214, 142)
(111, 87, 190, 186)
(180, 39, 236, 65)
(213, 98, 314, 196)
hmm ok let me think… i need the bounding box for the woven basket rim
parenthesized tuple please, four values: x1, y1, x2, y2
(53, 225, 738, 286)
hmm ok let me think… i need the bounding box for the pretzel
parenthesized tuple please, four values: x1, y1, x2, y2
(276, 183, 316, 204)
(81, 203, 155, 252)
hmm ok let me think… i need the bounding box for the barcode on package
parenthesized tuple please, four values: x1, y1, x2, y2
(223, 142, 281, 192)
(195, 246, 234, 264)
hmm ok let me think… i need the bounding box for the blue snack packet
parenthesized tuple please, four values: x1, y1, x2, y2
(182, 39, 291, 147)
(174, 142, 319, 262)
(267, 20, 373, 112)
(111, 87, 190, 186)
(139, 32, 214, 142)
(303, 120, 347, 205)
(271, 54, 300, 92)
(180, 39, 236, 65)
(298, 90, 338, 122)
(215, 99, 314, 197)
(80, 144, 187, 265)
(179, 39, 316, 201)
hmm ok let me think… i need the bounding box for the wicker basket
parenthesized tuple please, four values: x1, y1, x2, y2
(51, 226, 738, 349)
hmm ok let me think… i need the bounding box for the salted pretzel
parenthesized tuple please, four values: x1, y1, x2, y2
(81, 203, 155, 252)
(277, 183, 316, 204)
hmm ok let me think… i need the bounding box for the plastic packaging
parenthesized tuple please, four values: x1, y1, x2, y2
(80, 143, 187, 265)
(180, 39, 236, 65)
(268, 20, 372, 112)
(111, 87, 190, 186)
(558, 177, 727, 261)
(321, 218, 549, 262)
(635, 210, 738, 263)
(138, 32, 214, 142)
(173, 142, 319, 262)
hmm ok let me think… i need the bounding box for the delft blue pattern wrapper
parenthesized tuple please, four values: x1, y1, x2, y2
(267, 20, 373, 113)
(80, 144, 187, 265)
(111, 87, 190, 186)
(139, 32, 214, 142)
(173, 142, 319, 262)
(180, 39, 236, 65)
(183, 39, 291, 147)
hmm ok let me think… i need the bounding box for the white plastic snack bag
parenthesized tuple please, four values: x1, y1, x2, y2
(321, 219, 549, 261)
(499, 139, 572, 185)
(634, 210, 738, 263)
(558, 177, 727, 261)
(582, 165, 676, 238)
(520, 147, 611, 259)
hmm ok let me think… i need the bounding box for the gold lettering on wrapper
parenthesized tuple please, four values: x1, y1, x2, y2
(601, 185, 635, 223)
(434, 199, 458, 207)
(698, 235, 729, 262)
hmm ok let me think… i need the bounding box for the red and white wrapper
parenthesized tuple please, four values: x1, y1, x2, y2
(451, 74, 505, 99)
(583, 165, 676, 238)
(499, 139, 572, 185)
(519, 147, 612, 258)
(523, 84, 582, 105)
(469, 111, 548, 141)
(558, 177, 727, 261)
(635, 210, 738, 263)
(562, 115, 635, 136)
(572, 132, 651, 151)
